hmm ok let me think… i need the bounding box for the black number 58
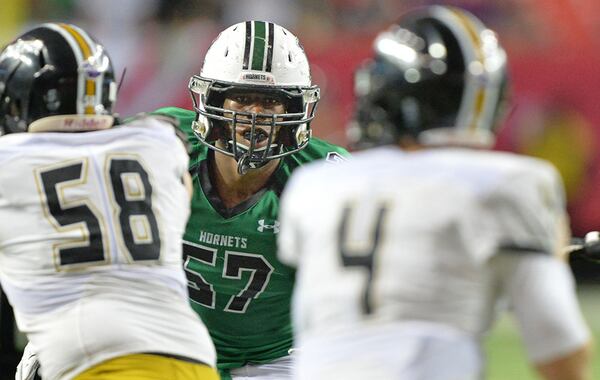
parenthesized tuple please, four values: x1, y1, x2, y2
(36, 156, 161, 269)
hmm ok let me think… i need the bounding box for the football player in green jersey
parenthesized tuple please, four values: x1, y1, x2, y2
(155, 20, 349, 380)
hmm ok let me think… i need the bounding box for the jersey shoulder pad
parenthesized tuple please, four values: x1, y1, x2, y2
(139, 113, 192, 154)
(307, 137, 350, 158)
(290, 137, 350, 166)
(0, 134, 29, 163)
(151, 107, 196, 137)
(484, 155, 567, 256)
(151, 107, 207, 165)
(276, 138, 349, 184)
(151, 106, 196, 125)
(124, 112, 179, 128)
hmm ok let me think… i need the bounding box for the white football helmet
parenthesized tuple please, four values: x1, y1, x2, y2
(189, 20, 320, 174)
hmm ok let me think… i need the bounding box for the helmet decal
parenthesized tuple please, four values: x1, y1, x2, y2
(242, 21, 276, 72)
(446, 8, 488, 134)
(43, 23, 112, 115)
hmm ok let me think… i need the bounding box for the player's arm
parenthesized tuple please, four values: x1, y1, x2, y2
(492, 252, 592, 380)
(535, 345, 592, 380)
(489, 163, 592, 379)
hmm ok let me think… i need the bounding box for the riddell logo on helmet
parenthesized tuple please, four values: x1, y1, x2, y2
(62, 117, 112, 130)
(240, 72, 275, 84)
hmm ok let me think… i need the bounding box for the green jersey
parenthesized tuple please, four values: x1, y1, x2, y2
(154, 107, 349, 370)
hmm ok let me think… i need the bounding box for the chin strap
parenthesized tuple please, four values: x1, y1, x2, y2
(229, 140, 279, 175)
(236, 152, 270, 175)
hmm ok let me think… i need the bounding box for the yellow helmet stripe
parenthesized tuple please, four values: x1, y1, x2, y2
(448, 8, 484, 61)
(58, 23, 92, 58)
(448, 8, 486, 132)
(58, 23, 96, 114)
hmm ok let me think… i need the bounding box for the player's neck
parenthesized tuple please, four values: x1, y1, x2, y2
(211, 152, 280, 209)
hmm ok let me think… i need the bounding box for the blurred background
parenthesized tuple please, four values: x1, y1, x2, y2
(0, 0, 599, 378)
(3, 0, 600, 239)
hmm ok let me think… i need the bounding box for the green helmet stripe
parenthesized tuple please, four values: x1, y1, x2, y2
(242, 21, 252, 70)
(265, 22, 274, 72)
(251, 21, 267, 71)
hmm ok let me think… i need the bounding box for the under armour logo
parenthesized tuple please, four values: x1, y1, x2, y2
(257, 219, 280, 233)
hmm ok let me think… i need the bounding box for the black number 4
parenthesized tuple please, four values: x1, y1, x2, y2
(337, 203, 388, 315)
(37, 157, 161, 268)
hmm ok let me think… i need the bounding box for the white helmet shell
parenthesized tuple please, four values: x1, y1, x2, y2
(201, 21, 312, 87)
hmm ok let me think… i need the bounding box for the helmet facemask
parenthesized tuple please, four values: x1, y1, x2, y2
(189, 75, 319, 174)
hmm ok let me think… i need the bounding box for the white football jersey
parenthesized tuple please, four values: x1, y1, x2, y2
(0, 117, 215, 380)
(279, 146, 588, 379)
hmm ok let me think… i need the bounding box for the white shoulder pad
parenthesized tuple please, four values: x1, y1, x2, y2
(484, 158, 568, 257)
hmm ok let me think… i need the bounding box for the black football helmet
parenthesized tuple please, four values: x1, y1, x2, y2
(348, 6, 508, 149)
(0, 23, 116, 134)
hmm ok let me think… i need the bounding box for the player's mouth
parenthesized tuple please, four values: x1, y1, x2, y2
(236, 126, 271, 148)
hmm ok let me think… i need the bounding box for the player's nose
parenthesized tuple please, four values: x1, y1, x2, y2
(245, 101, 267, 113)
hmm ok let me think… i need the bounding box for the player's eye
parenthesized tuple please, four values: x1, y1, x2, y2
(263, 97, 282, 106)
(234, 95, 250, 104)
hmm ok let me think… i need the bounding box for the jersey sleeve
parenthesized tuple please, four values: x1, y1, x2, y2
(277, 167, 311, 268)
(306, 137, 351, 160)
(484, 161, 569, 258)
(491, 253, 590, 363)
(126, 115, 190, 179)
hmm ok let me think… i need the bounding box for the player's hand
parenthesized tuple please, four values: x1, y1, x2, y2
(565, 231, 600, 263)
(15, 342, 40, 380)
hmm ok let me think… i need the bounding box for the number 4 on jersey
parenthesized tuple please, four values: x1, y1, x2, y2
(338, 202, 389, 315)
